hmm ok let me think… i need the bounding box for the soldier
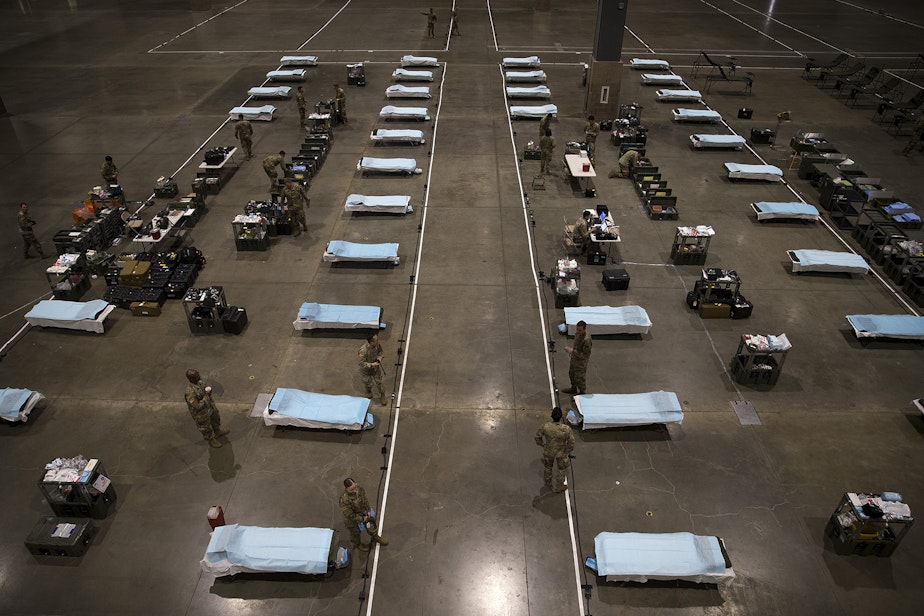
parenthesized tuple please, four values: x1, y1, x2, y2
(420, 8, 437, 38)
(18, 203, 47, 259)
(572, 210, 593, 255)
(584, 115, 600, 165)
(233, 114, 253, 160)
(334, 84, 347, 124)
(539, 129, 556, 175)
(562, 320, 592, 395)
(358, 332, 388, 406)
(609, 149, 642, 178)
(295, 86, 308, 129)
(535, 407, 575, 492)
(262, 150, 286, 193)
(539, 112, 552, 139)
(184, 369, 229, 448)
(450, 8, 460, 35)
(339, 478, 388, 552)
(282, 178, 309, 237)
(100, 155, 119, 185)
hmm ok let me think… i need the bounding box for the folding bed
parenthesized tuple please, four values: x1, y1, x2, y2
(279, 55, 318, 66)
(261, 388, 374, 430)
(370, 129, 426, 145)
(293, 302, 383, 331)
(589, 532, 735, 585)
(641, 73, 684, 86)
(725, 163, 783, 182)
(24, 299, 116, 334)
(201, 524, 347, 577)
(379, 106, 430, 121)
(672, 108, 722, 123)
(510, 104, 558, 119)
(656, 89, 702, 102)
(571, 391, 683, 429)
(345, 194, 412, 214)
(401, 55, 439, 67)
(323, 241, 400, 265)
(846, 314, 924, 341)
(788, 249, 869, 275)
(357, 157, 422, 175)
(266, 69, 306, 82)
(564, 305, 652, 336)
(629, 58, 670, 71)
(689, 134, 746, 150)
(392, 68, 433, 82)
(0, 388, 44, 423)
(228, 105, 276, 122)
(247, 86, 291, 99)
(502, 56, 540, 68)
(385, 85, 431, 99)
(505, 86, 551, 99)
(751, 201, 819, 221)
(505, 70, 546, 83)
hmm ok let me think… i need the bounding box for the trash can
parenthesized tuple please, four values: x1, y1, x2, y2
(207, 505, 226, 529)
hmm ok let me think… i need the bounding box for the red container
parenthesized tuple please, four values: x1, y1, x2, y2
(207, 505, 225, 529)
(582, 163, 590, 172)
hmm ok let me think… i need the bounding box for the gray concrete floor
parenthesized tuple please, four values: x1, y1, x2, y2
(1, 1, 923, 615)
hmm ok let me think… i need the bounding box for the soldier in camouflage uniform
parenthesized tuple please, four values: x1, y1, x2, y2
(539, 112, 552, 139)
(339, 478, 388, 551)
(233, 115, 253, 160)
(584, 115, 600, 165)
(282, 178, 309, 237)
(334, 84, 347, 124)
(539, 129, 556, 175)
(18, 203, 47, 259)
(562, 320, 592, 394)
(100, 156, 119, 184)
(358, 332, 387, 406)
(184, 369, 229, 448)
(262, 150, 286, 193)
(609, 149, 642, 178)
(535, 407, 574, 492)
(295, 86, 308, 129)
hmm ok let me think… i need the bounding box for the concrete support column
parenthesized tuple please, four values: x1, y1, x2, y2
(585, 0, 630, 117)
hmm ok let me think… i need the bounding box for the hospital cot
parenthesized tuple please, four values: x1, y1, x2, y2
(590, 532, 735, 585)
(788, 250, 869, 275)
(385, 85, 431, 99)
(401, 55, 439, 67)
(247, 86, 291, 99)
(293, 302, 383, 330)
(201, 524, 347, 577)
(505, 86, 551, 99)
(357, 157, 422, 175)
(502, 56, 540, 68)
(345, 194, 412, 214)
(629, 58, 670, 71)
(689, 134, 746, 150)
(564, 305, 652, 336)
(379, 106, 430, 121)
(266, 69, 306, 82)
(751, 202, 819, 222)
(261, 388, 374, 430)
(24, 299, 116, 334)
(0, 388, 45, 423)
(641, 73, 684, 86)
(571, 391, 683, 429)
(656, 89, 702, 102)
(510, 104, 557, 119)
(228, 106, 276, 122)
(846, 314, 924, 342)
(672, 108, 722, 123)
(725, 163, 783, 182)
(323, 241, 400, 265)
(370, 129, 426, 145)
(392, 68, 434, 82)
(279, 55, 318, 66)
(505, 70, 547, 83)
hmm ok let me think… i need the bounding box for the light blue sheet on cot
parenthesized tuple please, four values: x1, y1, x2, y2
(510, 104, 558, 117)
(205, 524, 333, 574)
(642, 73, 683, 83)
(503, 56, 540, 67)
(693, 134, 745, 144)
(279, 55, 317, 66)
(754, 202, 819, 216)
(725, 163, 782, 175)
(792, 250, 867, 269)
(247, 86, 291, 98)
(386, 85, 431, 97)
(372, 129, 424, 141)
(0, 389, 34, 420)
(594, 532, 726, 577)
(269, 388, 370, 426)
(506, 86, 551, 97)
(505, 70, 546, 81)
(360, 157, 417, 172)
(25, 299, 110, 321)
(675, 108, 720, 120)
(379, 106, 429, 118)
(564, 305, 651, 333)
(847, 314, 924, 338)
(657, 89, 702, 99)
(298, 302, 380, 325)
(346, 194, 410, 207)
(326, 240, 399, 260)
(393, 69, 433, 80)
(630, 58, 670, 69)
(401, 55, 439, 66)
(576, 391, 683, 427)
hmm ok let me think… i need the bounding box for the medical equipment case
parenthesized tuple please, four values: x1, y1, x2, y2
(25, 517, 94, 557)
(222, 306, 248, 335)
(749, 128, 775, 145)
(602, 269, 630, 290)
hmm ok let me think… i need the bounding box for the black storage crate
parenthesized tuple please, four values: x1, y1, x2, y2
(602, 269, 630, 290)
(222, 306, 248, 335)
(25, 517, 94, 557)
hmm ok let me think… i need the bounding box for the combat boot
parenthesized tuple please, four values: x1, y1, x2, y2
(217, 427, 230, 437)
(357, 542, 370, 552)
(561, 387, 576, 394)
(380, 392, 388, 406)
(372, 535, 388, 546)
(209, 438, 222, 448)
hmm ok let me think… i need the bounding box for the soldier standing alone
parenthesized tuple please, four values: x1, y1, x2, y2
(100, 155, 119, 185)
(18, 203, 47, 259)
(296, 86, 308, 129)
(233, 115, 253, 160)
(584, 115, 600, 165)
(334, 84, 347, 124)
(539, 112, 552, 139)
(184, 369, 230, 448)
(282, 178, 309, 237)
(421, 8, 437, 38)
(562, 320, 592, 394)
(535, 407, 575, 492)
(539, 129, 556, 175)
(339, 478, 389, 552)
(358, 332, 388, 406)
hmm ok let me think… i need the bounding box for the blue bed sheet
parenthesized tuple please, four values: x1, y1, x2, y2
(847, 314, 924, 338)
(25, 299, 110, 321)
(0, 388, 34, 420)
(792, 249, 867, 270)
(576, 391, 683, 427)
(269, 388, 370, 425)
(693, 134, 745, 144)
(594, 532, 726, 577)
(298, 302, 380, 325)
(359, 157, 418, 172)
(754, 202, 819, 216)
(205, 524, 333, 574)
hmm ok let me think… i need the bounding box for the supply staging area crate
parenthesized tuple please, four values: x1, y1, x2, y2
(826, 492, 913, 557)
(39, 458, 116, 519)
(232, 214, 269, 251)
(670, 225, 714, 265)
(552, 258, 581, 308)
(183, 286, 228, 334)
(45, 253, 91, 301)
(729, 333, 790, 386)
(25, 517, 95, 557)
(686, 268, 752, 319)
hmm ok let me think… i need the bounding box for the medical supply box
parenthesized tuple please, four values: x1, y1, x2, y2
(222, 306, 248, 335)
(130, 301, 161, 317)
(25, 517, 95, 557)
(749, 128, 775, 145)
(602, 269, 630, 290)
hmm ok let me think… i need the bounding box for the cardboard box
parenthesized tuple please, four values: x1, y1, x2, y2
(130, 301, 161, 317)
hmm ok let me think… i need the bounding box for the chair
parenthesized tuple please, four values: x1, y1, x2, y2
(803, 53, 849, 79)
(875, 88, 924, 124)
(848, 76, 901, 108)
(817, 61, 864, 87)
(834, 66, 881, 98)
(561, 216, 580, 255)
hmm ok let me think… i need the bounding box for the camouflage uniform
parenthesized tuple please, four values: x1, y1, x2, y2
(568, 328, 592, 393)
(339, 484, 379, 547)
(535, 420, 574, 490)
(358, 340, 387, 405)
(295, 89, 308, 128)
(422, 10, 436, 38)
(18, 208, 46, 259)
(573, 214, 592, 255)
(262, 153, 285, 192)
(233, 119, 253, 159)
(610, 149, 641, 178)
(539, 134, 556, 175)
(184, 380, 223, 442)
(101, 160, 118, 184)
(450, 9, 460, 35)
(539, 113, 552, 139)
(584, 119, 600, 165)
(282, 182, 309, 236)
(335, 87, 347, 124)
